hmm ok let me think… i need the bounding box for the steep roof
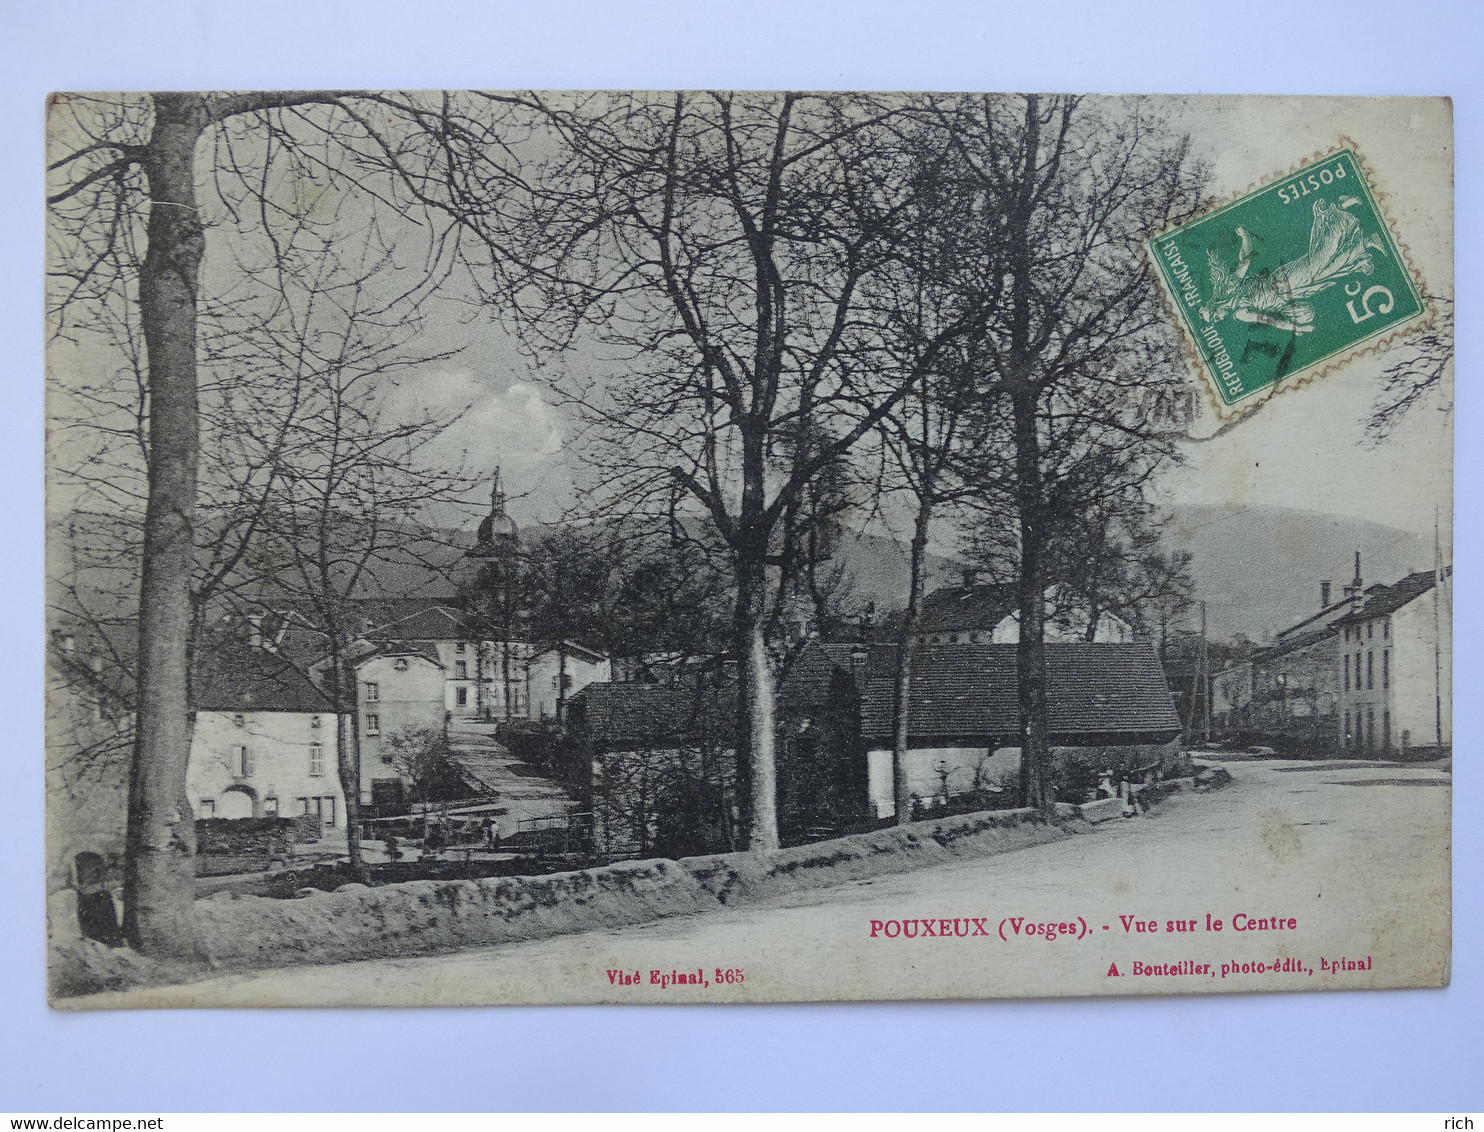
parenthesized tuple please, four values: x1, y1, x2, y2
(1335, 568, 1447, 625)
(367, 604, 474, 642)
(192, 645, 334, 714)
(777, 640, 863, 715)
(857, 641, 1180, 744)
(915, 583, 1017, 634)
(568, 683, 735, 749)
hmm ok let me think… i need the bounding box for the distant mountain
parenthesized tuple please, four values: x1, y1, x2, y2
(52, 501, 1433, 648)
(1159, 503, 1435, 642)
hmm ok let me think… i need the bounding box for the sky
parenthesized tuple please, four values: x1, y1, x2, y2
(353, 94, 1456, 543)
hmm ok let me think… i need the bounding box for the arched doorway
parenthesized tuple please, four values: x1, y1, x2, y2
(218, 784, 258, 819)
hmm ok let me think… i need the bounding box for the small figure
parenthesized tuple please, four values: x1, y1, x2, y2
(423, 822, 446, 860)
(383, 833, 403, 862)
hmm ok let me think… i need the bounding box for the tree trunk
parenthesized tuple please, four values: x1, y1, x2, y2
(733, 537, 780, 852)
(332, 654, 365, 874)
(121, 93, 211, 957)
(556, 646, 569, 723)
(1011, 386, 1054, 814)
(1005, 95, 1055, 817)
(890, 493, 934, 822)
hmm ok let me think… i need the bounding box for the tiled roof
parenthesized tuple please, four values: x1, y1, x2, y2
(352, 640, 445, 668)
(1335, 569, 1446, 624)
(1254, 627, 1335, 663)
(857, 642, 1180, 743)
(777, 640, 864, 714)
(192, 645, 334, 714)
(568, 683, 735, 749)
(367, 604, 475, 642)
(915, 584, 1017, 634)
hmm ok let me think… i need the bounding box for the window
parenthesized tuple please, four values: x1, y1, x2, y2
(319, 796, 337, 826)
(237, 745, 252, 777)
(455, 660, 468, 679)
(1343, 655, 1350, 692)
(1384, 620, 1390, 640)
(1366, 706, 1375, 750)
(365, 714, 380, 736)
(1383, 650, 1390, 688)
(309, 742, 324, 777)
(310, 715, 321, 729)
(233, 714, 245, 728)
(1367, 622, 1374, 640)
(394, 657, 409, 671)
(199, 799, 215, 817)
(263, 796, 279, 816)
(1344, 711, 1352, 749)
(456, 642, 466, 655)
(364, 682, 379, 702)
(298, 797, 312, 816)
(456, 686, 468, 707)
(1383, 711, 1391, 751)
(1367, 652, 1374, 690)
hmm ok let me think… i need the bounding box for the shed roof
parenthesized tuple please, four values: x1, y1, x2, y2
(857, 641, 1180, 743)
(568, 682, 735, 749)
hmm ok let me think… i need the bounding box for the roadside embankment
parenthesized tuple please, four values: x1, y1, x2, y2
(52, 770, 1230, 1000)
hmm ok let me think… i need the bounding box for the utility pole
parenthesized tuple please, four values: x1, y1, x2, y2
(1198, 601, 1211, 744)
(1434, 509, 1444, 749)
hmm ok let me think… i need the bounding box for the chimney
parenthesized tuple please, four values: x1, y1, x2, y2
(1342, 552, 1364, 602)
(1320, 580, 1332, 608)
(849, 643, 869, 675)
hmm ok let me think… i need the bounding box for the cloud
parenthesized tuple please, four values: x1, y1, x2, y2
(384, 367, 565, 465)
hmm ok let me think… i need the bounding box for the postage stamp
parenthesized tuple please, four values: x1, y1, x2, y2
(1149, 145, 1428, 413)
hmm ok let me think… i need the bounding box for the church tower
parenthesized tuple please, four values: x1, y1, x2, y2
(469, 467, 520, 563)
(465, 467, 524, 720)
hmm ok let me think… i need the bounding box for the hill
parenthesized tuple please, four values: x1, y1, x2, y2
(1159, 503, 1435, 642)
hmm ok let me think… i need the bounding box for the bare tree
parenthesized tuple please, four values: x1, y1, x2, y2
(923, 93, 1206, 812)
(438, 91, 983, 849)
(46, 89, 494, 952)
(1367, 296, 1453, 441)
(241, 280, 472, 873)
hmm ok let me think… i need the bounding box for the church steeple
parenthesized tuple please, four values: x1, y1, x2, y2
(469, 466, 519, 560)
(490, 466, 506, 516)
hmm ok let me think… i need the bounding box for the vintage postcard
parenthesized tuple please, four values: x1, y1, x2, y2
(44, 92, 1452, 1008)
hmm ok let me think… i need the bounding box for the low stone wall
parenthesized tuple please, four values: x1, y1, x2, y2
(54, 773, 1232, 996)
(681, 807, 1068, 906)
(189, 858, 717, 970)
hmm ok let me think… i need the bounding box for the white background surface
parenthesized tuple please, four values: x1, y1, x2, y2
(2, 0, 1480, 1111)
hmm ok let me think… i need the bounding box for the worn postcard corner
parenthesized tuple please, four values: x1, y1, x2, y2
(45, 91, 1452, 1009)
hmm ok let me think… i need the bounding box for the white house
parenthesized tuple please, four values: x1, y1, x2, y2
(187, 648, 346, 827)
(529, 641, 612, 721)
(1335, 567, 1451, 754)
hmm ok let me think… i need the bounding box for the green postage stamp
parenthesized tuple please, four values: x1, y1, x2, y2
(1149, 146, 1427, 412)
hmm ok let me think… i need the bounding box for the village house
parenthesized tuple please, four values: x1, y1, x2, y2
(187, 643, 346, 827)
(913, 579, 1135, 646)
(854, 641, 1182, 818)
(1335, 567, 1451, 755)
(1209, 555, 1450, 757)
(570, 636, 1181, 848)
